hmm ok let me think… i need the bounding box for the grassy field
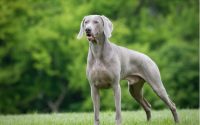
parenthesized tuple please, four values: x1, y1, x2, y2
(0, 109, 199, 125)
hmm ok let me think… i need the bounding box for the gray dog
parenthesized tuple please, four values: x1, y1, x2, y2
(77, 15, 179, 125)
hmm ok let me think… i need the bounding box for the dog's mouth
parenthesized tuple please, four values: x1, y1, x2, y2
(86, 33, 95, 41)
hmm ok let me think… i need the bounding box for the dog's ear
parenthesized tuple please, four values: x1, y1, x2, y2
(77, 17, 85, 39)
(101, 15, 113, 38)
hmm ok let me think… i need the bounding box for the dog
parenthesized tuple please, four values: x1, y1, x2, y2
(77, 15, 179, 125)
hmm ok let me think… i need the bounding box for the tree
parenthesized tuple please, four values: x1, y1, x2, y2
(0, 0, 198, 113)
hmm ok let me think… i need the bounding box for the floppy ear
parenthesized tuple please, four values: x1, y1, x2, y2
(101, 15, 113, 38)
(77, 17, 85, 39)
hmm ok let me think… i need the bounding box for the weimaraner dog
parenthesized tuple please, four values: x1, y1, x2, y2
(77, 15, 179, 125)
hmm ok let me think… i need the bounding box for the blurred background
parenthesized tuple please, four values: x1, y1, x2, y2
(0, 0, 198, 114)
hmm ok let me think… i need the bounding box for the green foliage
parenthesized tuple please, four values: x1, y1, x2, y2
(0, 0, 198, 113)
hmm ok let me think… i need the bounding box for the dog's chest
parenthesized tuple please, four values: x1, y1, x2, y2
(88, 60, 113, 88)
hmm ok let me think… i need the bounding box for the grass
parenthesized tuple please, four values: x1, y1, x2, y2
(0, 109, 199, 125)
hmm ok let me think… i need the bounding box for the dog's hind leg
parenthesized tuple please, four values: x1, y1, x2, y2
(140, 60, 179, 123)
(148, 80, 179, 123)
(128, 79, 151, 121)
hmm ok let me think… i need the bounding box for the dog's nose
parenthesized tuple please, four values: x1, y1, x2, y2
(85, 28, 91, 33)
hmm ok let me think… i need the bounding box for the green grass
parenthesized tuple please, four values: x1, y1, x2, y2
(0, 109, 199, 125)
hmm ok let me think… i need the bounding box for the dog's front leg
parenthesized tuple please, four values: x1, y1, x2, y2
(91, 85, 100, 125)
(113, 84, 122, 125)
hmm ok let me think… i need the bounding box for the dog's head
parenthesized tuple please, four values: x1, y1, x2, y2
(77, 15, 113, 42)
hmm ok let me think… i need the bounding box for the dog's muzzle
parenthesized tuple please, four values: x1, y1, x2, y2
(85, 28, 95, 41)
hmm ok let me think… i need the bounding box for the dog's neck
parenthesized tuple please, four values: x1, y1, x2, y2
(89, 34, 110, 59)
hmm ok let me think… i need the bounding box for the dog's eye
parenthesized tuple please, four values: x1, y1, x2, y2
(93, 21, 99, 24)
(85, 21, 89, 24)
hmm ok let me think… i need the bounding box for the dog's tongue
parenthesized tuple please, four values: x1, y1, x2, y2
(87, 35, 95, 41)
